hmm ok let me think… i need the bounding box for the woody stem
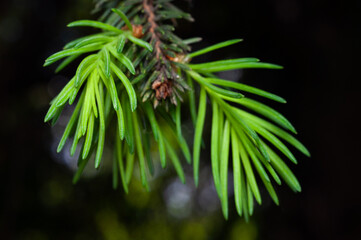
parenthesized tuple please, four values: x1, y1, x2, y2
(143, 0, 163, 59)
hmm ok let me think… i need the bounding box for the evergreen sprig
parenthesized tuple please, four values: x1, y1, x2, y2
(44, 0, 309, 220)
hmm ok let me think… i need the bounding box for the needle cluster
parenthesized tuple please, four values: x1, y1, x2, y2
(44, 0, 309, 220)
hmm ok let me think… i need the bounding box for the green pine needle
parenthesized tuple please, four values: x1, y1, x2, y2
(193, 87, 207, 187)
(188, 39, 243, 58)
(112, 8, 133, 31)
(67, 20, 123, 34)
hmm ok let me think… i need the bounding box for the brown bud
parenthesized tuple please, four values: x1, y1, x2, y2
(132, 25, 144, 38)
(166, 53, 189, 63)
(121, 24, 144, 38)
(152, 79, 173, 101)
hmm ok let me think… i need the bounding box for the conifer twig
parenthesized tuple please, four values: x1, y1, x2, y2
(43, 0, 309, 220)
(143, 0, 162, 59)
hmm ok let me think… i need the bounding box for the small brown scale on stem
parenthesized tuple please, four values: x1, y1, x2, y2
(166, 53, 189, 63)
(122, 24, 144, 38)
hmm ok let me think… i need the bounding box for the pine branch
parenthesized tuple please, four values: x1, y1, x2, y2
(43, 0, 309, 220)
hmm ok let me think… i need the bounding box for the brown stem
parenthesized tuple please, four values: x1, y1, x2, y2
(143, 0, 162, 59)
(143, 0, 178, 106)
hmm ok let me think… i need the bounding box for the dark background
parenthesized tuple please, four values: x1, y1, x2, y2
(0, 0, 360, 239)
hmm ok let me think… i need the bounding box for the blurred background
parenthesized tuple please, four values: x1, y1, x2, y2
(0, 0, 360, 239)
